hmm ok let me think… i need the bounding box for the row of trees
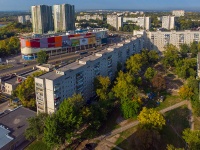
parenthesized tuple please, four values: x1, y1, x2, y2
(119, 24, 141, 32)
(162, 43, 197, 79)
(0, 36, 20, 57)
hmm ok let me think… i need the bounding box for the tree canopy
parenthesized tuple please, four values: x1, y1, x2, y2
(37, 50, 49, 64)
(138, 107, 166, 130)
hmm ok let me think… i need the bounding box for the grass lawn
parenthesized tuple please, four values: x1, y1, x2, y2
(194, 116, 200, 130)
(98, 106, 121, 135)
(25, 140, 50, 150)
(156, 95, 183, 111)
(146, 94, 183, 111)
(114, 105, 190, 150)
(161, 105, 190, 149)
(114, 126, 137, 150)
(0, 64, 13, 70)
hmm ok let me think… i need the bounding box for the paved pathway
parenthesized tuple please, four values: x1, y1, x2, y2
(77, 100, 193, 150)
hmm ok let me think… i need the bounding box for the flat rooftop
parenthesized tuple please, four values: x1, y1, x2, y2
(0, 126, 13, 149)
(0, 106, 36, 138)
(36, 42, 127, 80)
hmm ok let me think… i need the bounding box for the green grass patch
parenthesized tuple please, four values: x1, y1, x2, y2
(98, 106, 121, 134)
(115, 126, 137, 150)
(0, 64, 13, 70)
(26, 140, 50, 150)
(156, 95, 183, 111)
(114, 105, 189, 150)
(194, 116, 200, 130)
(161, 105, 190, 149)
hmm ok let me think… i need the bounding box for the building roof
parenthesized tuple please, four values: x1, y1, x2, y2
(0, 125, 13, 149)
(38, 71, 63, 80)
(0, 106, 36, 138)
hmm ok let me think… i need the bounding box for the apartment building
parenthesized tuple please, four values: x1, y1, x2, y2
(137, 17, 151, 30)
(123, 17, 138, 23)
(25, 15, 31, 22)
(123, 17, 151, 30)
(162, 16, 175, 30)
(53, 4, 75, 32)
(18, 16, 26, 24)
(107, 15, 123, 30)
(31, 5, 54, 34)
(35, 37, 144, 114)
(145, 30, 200, 51)
(77, 15, 103, 21)
(172, 10, 185, 17)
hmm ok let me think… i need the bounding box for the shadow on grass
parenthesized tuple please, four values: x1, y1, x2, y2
(113, 106, 190, 150)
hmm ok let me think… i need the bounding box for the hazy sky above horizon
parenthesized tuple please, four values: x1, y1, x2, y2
(0, 0, 199, 11)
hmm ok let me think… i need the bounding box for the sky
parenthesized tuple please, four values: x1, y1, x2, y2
(0, 0, 200, 11)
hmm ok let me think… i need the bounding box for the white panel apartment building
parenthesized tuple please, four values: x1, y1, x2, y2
(162, 16, 175, 30)
(137, 17, 151, 30)
(107, 15, 123, 30)
(18, 16, 26, 24)
(77, 15, 103, 21)
(35, 37, 144, 114)
(172, 10, 185, 17)
(123, 17, 151, 30)
(145, 30, 200, 51)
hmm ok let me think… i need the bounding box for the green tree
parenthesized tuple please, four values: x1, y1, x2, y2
(180, 43, 189, 58)
(25, 113, 48, 140)
(166, 144, 184, 150)
(37, 50, 49, 64)
(121, 100, 140, 119)
(94, 76, 111, 100)
(43, 115, 61, 148)
(43, 94, 84, 147)
(144, 67, 156, 81)
(148, 50, 159, 64)
(126, 54, 143, 74)
(13, 71, 44, 108)
(112, 71, 138, 102)
(182, 128, 200, 150)
(190, 41, 198, 57)
(162, 44, 179, 68)
(138, 107, 166, 130)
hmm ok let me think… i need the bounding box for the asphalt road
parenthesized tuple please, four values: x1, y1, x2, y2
(0, 35, 123, 77)
(0, 46, 108, 77)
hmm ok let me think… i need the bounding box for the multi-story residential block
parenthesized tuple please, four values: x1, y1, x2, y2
(35, 37, 144, 114)
(137, 17, 151, 30)
(123, 17, 138, 23)
(25, 15, 31, 22)
(53, 4, 75, 32)
(76, 15, 103, 21)
(18, 16, 26, 24)
(144, 30, 200, 51)
(172, 10, 185, 17)
(162, 16, 175, 30)
(123, 17, 151, 30)
(31, 5, 53, 34)
(107, 15, 123, 30)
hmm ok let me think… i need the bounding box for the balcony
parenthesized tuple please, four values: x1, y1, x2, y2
(76, 77, 84, 83)
(37, 105, 44, 111)
(36, 89, 43, 93)
(36, 92, 43, 97)
(54, 86, 60, 92)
